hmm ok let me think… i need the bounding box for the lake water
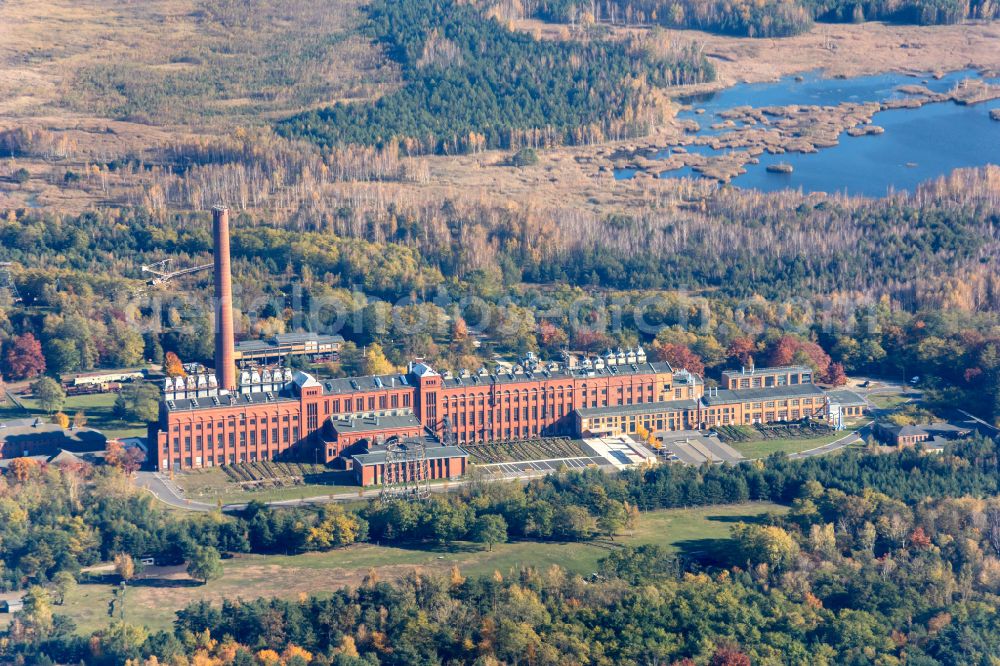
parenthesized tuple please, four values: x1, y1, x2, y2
(616, 70, 1000, 197)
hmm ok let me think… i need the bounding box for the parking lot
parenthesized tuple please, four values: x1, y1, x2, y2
(654, 431, 744, 464)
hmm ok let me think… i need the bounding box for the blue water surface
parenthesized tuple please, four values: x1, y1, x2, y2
(616, 69, 1000, 197)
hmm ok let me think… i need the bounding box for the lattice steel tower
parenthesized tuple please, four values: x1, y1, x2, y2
(380, 438, 431, 500)
(0, 263, 21, 304)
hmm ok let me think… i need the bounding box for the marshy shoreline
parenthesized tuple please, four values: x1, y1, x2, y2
(608, 70, 1000, 185)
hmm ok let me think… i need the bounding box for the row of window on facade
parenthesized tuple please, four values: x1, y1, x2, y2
(753, 398, 816, 408)
(368, 458, 458, 483)
(323, 393, 412, 414)
(172, 413, 300, 432)
(442, 393, 688, 417)
(176, 451, 276, 468)
(437, 381, 688, 406)
(444, 404, 570, 426)
(168, 427, 301, 453)
(730, 374, 811, 389)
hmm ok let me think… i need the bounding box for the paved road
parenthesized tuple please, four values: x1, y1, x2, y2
(789, 421, 872, 459)
(135, 472, 217, 512)
(957, 409, 999, 434)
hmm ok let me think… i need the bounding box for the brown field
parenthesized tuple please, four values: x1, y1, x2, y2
(413, 148, 694, 213)
(0, 0, 396, 211)
(682, 21, 1000, 88)
(0, 0, 395, 124)
(514, 19, 1000, 89)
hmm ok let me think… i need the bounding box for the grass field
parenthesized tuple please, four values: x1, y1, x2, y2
(729, 431, 854, 459)
(0, 392, 146, 439)
(717, 420, 862, 459)
(868, 393, 912, 410)
(56, 502, 786, 635)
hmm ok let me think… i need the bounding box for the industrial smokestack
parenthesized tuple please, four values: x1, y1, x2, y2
(212, 205, 237, 391)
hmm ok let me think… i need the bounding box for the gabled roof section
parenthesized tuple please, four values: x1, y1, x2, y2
(408, 362, 438, 378)
(292, 371, 321, 389)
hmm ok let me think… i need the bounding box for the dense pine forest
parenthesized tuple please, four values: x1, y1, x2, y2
(277, 0, 714, 154)
(525, 0, 1000, 37)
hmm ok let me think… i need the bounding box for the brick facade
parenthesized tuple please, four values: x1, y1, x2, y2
(154, 360, 836, 474)
(155, 359, 690, 472)
(354, 451, 467, 487)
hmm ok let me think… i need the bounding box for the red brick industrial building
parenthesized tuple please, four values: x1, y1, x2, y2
(150, 207, 837, 479)
(352, 442, 469, 487)
(154, 352, 686, 472)
(153, 354, 844, 474)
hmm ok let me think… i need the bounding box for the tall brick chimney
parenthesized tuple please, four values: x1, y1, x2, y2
(212, 205, 237, 392)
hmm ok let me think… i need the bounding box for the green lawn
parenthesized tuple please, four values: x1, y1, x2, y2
(868, 393, 911, 410)
(56, 502, 786, 635)
(729, 431, 853, 459)
(0, 392, 146, 439)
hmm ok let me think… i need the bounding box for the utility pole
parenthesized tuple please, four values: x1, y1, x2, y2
(108, 582, 127, 621)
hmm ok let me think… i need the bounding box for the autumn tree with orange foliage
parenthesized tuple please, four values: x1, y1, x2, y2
(105, 440, 144, 475)
(910, 526, 933, 550)
(52, 412, 69, 429)
(282, 645, 313, 663)
(164, 352, 186, 378)
(450, 316, 468, 343)
(826, 362, 848, 387)
(768, 335, 839, 381)
(538, 320, 569, 353)
(572, 330, 613, 353)
(8, 457, 38, 482)
(2, 332, 46, 381)
(256, 648, 281, 666)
